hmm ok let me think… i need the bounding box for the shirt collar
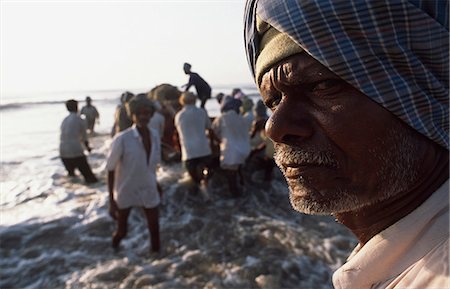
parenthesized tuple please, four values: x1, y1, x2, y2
(131, 124, 154, 140)
(333, 179, 449, 289)
(131, 124, 140, 138)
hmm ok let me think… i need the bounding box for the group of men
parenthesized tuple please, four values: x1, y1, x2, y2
(174, 89, 267, 198)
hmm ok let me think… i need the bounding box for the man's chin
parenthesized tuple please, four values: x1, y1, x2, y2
(289, 192, 334, 215)
(287, 183, 360, 215)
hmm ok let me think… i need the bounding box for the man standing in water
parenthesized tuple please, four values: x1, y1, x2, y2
(175, 91, 213, 194)
(182, 63, 211, 109)
(106, 94, 161, 254)
(212, 97, 251, 197)
(244, 0, 449, 288)
(80, 96, 100, 134)
(59, 99, 98, 184)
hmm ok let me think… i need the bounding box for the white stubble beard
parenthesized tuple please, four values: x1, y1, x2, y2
(274, 124, 422, 215)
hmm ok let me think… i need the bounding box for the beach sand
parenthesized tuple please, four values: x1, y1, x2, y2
(0, 132, 357, 289)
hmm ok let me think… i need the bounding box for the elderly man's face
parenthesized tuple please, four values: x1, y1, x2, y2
(260, 53, 424, 215)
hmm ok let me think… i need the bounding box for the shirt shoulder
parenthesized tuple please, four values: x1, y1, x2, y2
(114, 127, 133, 141)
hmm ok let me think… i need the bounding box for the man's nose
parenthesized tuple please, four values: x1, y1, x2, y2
(265, 100, 314, 146)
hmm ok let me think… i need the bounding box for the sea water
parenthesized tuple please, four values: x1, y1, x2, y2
(0, 85, 357, 289)
(0, 86, 257, 163)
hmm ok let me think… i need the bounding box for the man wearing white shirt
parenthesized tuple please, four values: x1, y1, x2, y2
(59, 99, 98, 184)
(174, 92, 213, 189)
(106, 94, 161, 254)
(212, 97, 251, 197)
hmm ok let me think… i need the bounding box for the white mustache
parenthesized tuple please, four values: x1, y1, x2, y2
(274, 144, 338, 168)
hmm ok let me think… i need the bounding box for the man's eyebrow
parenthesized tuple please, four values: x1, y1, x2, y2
(275, 60, 331, 86)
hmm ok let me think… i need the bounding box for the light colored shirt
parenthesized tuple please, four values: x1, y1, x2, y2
(106, 126, 161, 209)
(333, 180, 450, 289)
(59, 112, 88, 158)
(212, 110, 251, 169)
(149, 111, 165, 139)
(174, 104, 212, 161)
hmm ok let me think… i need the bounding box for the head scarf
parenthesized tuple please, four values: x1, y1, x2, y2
(244, 0, 449, 148)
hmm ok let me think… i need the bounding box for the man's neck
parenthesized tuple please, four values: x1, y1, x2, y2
(335, 145, 449, 245)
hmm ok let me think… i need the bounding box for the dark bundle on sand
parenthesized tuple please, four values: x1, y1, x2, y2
(148, 83, 182, 111)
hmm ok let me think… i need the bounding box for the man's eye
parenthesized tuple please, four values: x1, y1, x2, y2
(311, 79, 343, 95)
(264, 93, 282, 109)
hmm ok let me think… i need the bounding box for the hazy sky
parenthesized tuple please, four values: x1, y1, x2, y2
(1, 0, 255, 96)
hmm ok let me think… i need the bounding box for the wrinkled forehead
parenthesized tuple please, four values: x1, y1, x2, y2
(244, 0, 449, 149)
